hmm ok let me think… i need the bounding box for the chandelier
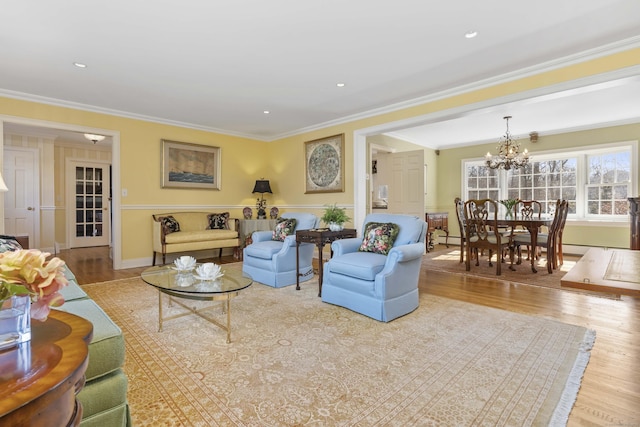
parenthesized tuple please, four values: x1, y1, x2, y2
(485, 116, 529, 170)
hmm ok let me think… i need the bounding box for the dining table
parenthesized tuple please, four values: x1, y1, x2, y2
(497, 216, 553, 273)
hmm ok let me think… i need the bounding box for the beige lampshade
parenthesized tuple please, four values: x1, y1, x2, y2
(0, 172, 8, 192)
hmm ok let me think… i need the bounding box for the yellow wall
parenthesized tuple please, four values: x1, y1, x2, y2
(1, 46, 639, 263)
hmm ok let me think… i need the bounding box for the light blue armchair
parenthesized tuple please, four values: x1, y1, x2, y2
(242, 213, 319, 288)
(321, 213, 427, 322)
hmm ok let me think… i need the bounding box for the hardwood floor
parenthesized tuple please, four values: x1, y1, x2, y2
(56, 246, 238, 284)
(57, 245, 640, 426)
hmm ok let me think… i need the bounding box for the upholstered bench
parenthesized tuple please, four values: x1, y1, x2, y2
(57, 269, 130, 427)
(152, 211, 240, 265)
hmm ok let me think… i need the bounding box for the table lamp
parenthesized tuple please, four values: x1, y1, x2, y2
(252, 179, 272, 219)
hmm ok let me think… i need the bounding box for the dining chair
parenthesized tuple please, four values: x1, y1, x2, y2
(463, 199, 515, 276)
(512, 199, 543, 261)
(454, 197, 467, 263)
(512, 199, 568, 273)
(555, 201, 569, 267)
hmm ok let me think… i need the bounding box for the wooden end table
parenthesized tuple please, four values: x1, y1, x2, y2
(295, 228, 357, 296)
(0, 310, 93, 426)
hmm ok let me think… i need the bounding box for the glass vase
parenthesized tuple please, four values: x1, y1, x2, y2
(0, 295, 32, 351)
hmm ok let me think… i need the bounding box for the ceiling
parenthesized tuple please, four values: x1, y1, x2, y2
(1, 1, 640, 147)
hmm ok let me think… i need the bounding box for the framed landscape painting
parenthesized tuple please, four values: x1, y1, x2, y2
(304, 133, 344, 193)
(161, 140, 221, 189)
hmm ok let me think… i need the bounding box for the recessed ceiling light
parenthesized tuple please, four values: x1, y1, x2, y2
(263, 110, 270, 114)
(465, 31, 478, 39)
(336, 83, 345, 87)
(73, 62, 87, 68)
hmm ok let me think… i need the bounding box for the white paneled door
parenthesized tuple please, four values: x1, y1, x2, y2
(3, 148, 39, 245)
(387, 150, 425, 218)
(67, 160, 111, 248)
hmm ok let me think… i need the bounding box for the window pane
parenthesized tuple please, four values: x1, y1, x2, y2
(463, 145, 632, 220)
(614, 201, 628, 215)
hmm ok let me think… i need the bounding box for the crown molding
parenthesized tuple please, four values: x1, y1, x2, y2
(270, 36, 640, 140)
(1, 36, 639, 143)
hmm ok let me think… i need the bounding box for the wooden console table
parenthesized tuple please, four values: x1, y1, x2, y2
(295, 228, 357, 296)
(425, 212, 449, 252)
(0, 310, 93, 426)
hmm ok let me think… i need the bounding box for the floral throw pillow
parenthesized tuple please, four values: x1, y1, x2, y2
(358, 222, 400, 255)
(208, 212, 230, 230)
(272, 218, 297, 242)
(0, 235, 23, 253)
(160, 216, 180, 234)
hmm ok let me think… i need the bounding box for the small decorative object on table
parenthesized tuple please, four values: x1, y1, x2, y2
(499, 199, 519, 219)
(243, 207, 253, 219)
(173, 255, 196, 272)
(195, 263, 224, 281)
(321, 203, 351, 231)
(0, 249, 69, 350)
(270, 207, 279, 219)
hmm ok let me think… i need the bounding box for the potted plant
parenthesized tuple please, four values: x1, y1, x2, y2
(321, 204, 351, 231)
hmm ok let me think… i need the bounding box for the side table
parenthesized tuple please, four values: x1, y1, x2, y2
(239, 219, 277, 257)
(295, 228, 357, 296)
(425, 212, 449, 252)
(0, 310, 93, 426)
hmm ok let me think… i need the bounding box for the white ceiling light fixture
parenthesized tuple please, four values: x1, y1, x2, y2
(73, 62, 87, 68)
(465, 31, 478, 39)
(84, 133, 106, 144)
(336, 82, 346, 87)
(485, 116, 529, 170)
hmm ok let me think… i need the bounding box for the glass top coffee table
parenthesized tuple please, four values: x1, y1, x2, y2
(141, 265, 252, 343)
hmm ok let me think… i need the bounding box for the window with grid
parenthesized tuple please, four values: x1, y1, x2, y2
(587, 150, 631, 217)
(462, 141, 636, 221)
(506, 158, 577, 215)
(465, 164, 500, 201)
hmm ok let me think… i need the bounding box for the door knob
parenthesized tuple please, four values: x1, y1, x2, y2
(27, 207, 34, 211)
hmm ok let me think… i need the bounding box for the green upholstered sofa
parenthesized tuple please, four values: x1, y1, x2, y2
(57, 268, 130, 427)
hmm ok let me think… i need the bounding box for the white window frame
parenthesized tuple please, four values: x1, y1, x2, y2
(462, 140, 638, 226)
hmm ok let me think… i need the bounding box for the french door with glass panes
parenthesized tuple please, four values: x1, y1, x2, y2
(67, 160, 111, 248)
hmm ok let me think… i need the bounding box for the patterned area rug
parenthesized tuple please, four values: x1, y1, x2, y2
(85, 265, 594, 426)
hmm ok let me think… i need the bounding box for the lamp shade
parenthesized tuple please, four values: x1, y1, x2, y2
(0, 172, 8, 192)
(252, 180, 272, 194)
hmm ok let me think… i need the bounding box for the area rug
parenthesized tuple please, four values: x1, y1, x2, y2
(85, 266, 595, 427)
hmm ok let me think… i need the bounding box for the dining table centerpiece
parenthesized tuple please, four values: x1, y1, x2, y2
(499, 199, 519, 219)
(0, 249, 69, 349)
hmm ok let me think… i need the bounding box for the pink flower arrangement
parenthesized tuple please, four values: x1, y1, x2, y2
(0, 249, 69, 321)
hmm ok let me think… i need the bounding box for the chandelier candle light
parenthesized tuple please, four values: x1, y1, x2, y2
(485, 116, 529, 170)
